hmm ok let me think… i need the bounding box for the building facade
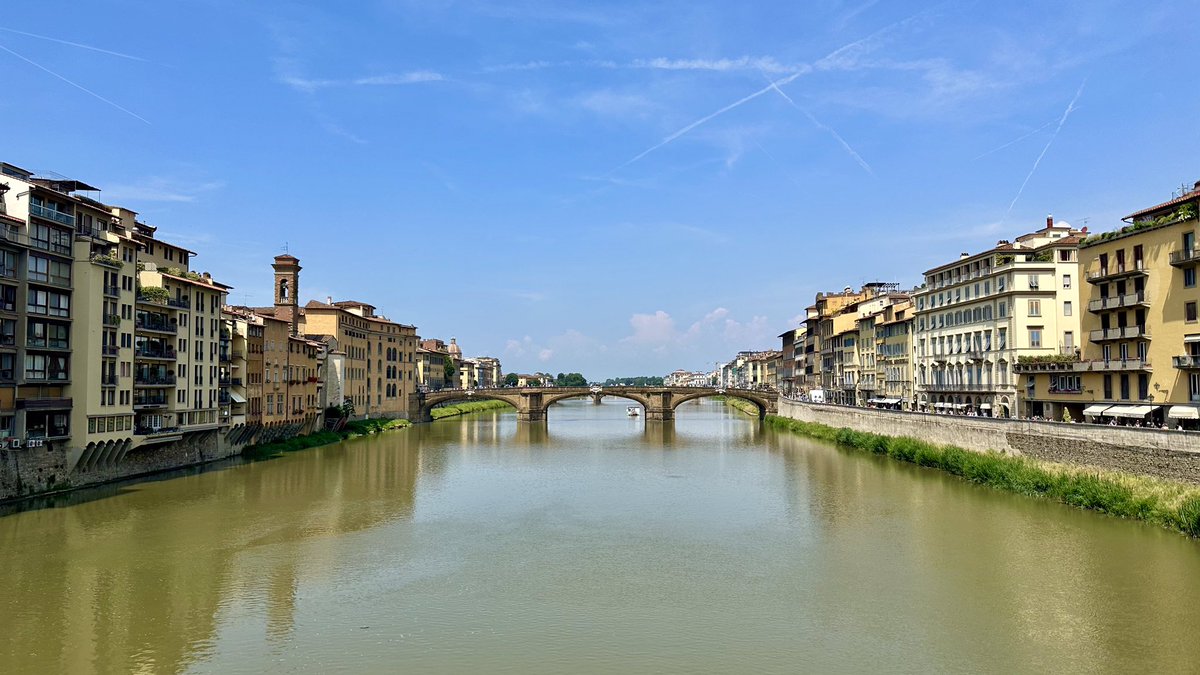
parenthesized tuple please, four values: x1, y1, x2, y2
(913, 220, 1083, 417)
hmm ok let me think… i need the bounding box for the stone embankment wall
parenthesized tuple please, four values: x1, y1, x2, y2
(0, 432, 249, 503)
(777, 398, 1200, 485)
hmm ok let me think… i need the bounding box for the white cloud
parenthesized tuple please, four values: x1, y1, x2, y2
(104, 177, 225, 203)
(280, 70, 445, 93)
(538, 348, 554, 361)
(575, 89, 657, 118)
(621, 310, 677, 346)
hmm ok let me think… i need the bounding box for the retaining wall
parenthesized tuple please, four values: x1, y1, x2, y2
(777, 398, 1200, 485)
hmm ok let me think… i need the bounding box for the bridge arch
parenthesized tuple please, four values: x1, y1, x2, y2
(418, 389, 523, 422)
(541, 389, 652, 411)
(669, 389, 772, 419)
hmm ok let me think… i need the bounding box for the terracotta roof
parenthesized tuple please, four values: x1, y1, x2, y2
(1125, 189, 1200, 221)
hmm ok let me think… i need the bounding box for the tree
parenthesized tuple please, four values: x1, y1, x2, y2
(504, 373, 519, 386)
(555, 372, 588, 387)
(443, 356, 457, 382)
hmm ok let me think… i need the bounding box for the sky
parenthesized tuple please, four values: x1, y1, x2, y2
(2, 0, 1198, 379)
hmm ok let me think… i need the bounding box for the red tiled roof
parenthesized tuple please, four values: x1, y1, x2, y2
(1125, 190, 1200, 221)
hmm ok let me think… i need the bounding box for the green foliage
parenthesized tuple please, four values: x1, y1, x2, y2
(325, 405, 345, 420)
(555, 372, 588, 386)
(1081, 201, 1198, 248)
(995, 254, 1015, 265)
(340, 399, 356, 418)
(1017, 353, 1078, 364)
(1031, 250, 1053, 262)
(764, 415, 1200, 539)
(444, 355, 457, 381)
(138, 286, 170, 303)
(602, 376, 665, 386)
(430, 399, 513, 419)
(90, 252, 121, 268)
(504, 373, 519, 386)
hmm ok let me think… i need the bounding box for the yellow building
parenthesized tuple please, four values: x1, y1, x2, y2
(874, 299, 915, 409)
(1020, 183, 1200, 427)
(914, 219, 1083, 417)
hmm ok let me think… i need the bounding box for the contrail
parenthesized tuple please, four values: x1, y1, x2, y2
(972, 117, 1058, 161)
(1003, 81, 1085, 221)
(0, 42, 150, 124)
(765, 76, 874, 176)
(0, 26, 150, 62)
(610, 7, 932, 174)
(611, 68, 809, 172)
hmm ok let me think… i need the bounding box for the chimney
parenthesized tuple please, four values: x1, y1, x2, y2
(1193, 180, 1200, 194)
(959, 252, 969, 260)
(1081, 226, 1088, 234)
(326, 296, 332, 304)
(1046, 214, 1054, 228)
(202, 272, 212, 282)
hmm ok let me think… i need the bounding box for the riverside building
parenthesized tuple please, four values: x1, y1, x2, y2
(1019, 182, 1200, 427)
(913, 218, 1084, 417)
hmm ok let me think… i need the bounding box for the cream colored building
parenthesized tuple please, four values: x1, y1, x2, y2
(874, 299, 915, 408)
(913, 219, 1083, 417)
(1019, 183, 1200, 426)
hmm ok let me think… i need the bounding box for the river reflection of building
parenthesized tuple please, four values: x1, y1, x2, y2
(0, 435, 427, 674)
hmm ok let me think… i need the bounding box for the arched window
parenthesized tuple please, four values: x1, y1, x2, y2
(278, 278, 289, 301)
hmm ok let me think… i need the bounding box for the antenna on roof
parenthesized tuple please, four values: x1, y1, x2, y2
(282, 241, 289, 254)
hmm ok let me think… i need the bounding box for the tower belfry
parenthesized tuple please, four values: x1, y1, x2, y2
(272, 254, 301, 335)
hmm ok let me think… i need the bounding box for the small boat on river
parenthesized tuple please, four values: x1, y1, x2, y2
(627, 406, 640, 417)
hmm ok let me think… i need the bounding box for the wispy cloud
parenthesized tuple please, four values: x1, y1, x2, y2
(1003, 80, 1086, 221)
(0, 41, 150, 124)
(631, 56, 795, 74)
(104, 177, 225, 203)
(280, 70, 444, 93)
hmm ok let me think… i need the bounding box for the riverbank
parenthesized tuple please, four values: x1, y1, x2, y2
(718, 396, 760, 417)
(243, 418, 411, 459)
(431, 399, 514, 419)
(766, 415, 1200, 538)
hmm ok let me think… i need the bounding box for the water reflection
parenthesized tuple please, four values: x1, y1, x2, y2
(0, 399, 1197, 674)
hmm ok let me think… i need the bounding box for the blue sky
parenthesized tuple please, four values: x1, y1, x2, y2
(2, 1, 1198, 378)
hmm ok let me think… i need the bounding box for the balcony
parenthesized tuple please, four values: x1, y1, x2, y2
(134, 347, 177, 361)
(103, 313, 121, 327)
(101, 345, 119, 357)
(101, 374, 118, 387)
(30, 202, 75, 226)
(923, 383, 999, 393)
(168, 297, 190, 310)
(134, 373, 177, 386)
(135, 426, 181, 437)
(133, 395, 168, 409)
(219, 351, 231, 363)
(1087, 358, 1152, 372)
(964, 349, 987, 361)
(0, 225, 28, 247)
(230, 377, 243, 386)
(103, 284, 120, 297)
(1169, 248, 1200, 267)
(1173, 355, 1200, 369)
(218, 393, 231, 405)
(1088, 292, 1149, 313)
(90, 255, 123, 270)
(1089, 326, 1148, 342)
(1013, 358, 1079, 373)
(135, 318, 177, 334)
(218, 376, 231, 387)
(1086, 261, 1147, 283)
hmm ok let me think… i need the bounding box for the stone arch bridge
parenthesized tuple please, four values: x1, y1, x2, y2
(417, 386, 778, 423)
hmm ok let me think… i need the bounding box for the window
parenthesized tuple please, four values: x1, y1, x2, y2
(25, 353, 68, 381)
(1063, 301, 1073, 317)
(0, 285, 13, 312)
(1028, 300, 1041, 316)
(1029, 328, 1042, 348)
(28, 255, 70, 286)
(1186, 267, 1196, 289)
(1062, 274, 1071, 289)
(1103, 374, 1113, 399)
(26, 321, 69, 349)
(1120, 374, 1130, 400)
(1028, 274, 1040, 290)
(1188, 302, 1198, 323)
(27, 289, 70, 317)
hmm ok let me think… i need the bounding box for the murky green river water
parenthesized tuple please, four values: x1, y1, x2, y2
(2, 398, 1199, 674)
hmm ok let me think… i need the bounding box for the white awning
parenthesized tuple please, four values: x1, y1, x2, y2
(1083, 404, 1111, 416)
(1168, 405, 1200, 420)
(953, 403, 970, 409)
(866, 398, 881, 404)
(229, 390, 247, 404)
(1186, 335, 1200, 343)
(881, 398, 902, 405)
(933, 402, 946, 408)
(979, 403, 992, 409)
(1107, 405, 1158, 418)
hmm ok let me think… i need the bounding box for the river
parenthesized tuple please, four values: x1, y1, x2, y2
(2, 398, 1199, 674)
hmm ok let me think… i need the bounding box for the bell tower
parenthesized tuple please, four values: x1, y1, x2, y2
(272, 254, 301, 335)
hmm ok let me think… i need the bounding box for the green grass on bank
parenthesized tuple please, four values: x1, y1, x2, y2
(243, 418, 412, 460)
(431, 399, 514, 420)
(765, 415, 1200, 538)
(721, 397, 760, 416)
